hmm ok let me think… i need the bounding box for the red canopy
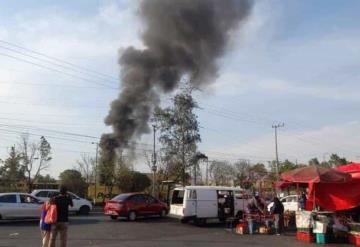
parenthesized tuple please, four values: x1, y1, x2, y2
(281, 166, 351, 183)
(336, 163, 360, 179)
(306, 178, 360, 211)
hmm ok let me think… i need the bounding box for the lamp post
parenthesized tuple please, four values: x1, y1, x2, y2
(92, 142, 99, 206)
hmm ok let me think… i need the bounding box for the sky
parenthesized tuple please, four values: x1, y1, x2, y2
(0, 0, 359, 178)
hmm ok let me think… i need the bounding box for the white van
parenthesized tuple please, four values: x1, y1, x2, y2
(169, 186, 250, 224)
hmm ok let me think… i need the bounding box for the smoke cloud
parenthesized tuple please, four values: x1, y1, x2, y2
(102, 0, 252, 151)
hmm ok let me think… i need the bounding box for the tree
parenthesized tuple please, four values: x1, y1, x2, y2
(153, 88, 201, 186)
(117, 171, 151, 193)
(233, 160, 251, 188)
(249, 163, 268, 179)
(76, 153, 96, 185)
(36, 174, 57, 184)
(59, 169, 87, 197)
(328, 153, 347, 167)
(209, 160, 234, 186)
(98, 136, 117, 195)
(309, 158, 320, 166)
(0, 146, 24, 191)
(280, 159, 298, 173)
(19, 135, 52, 193)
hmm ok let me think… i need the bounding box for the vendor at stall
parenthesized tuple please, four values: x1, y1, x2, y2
(332, 213, 349, 238)
(247, 192, 266, 214)
(246, 192, 266, 234)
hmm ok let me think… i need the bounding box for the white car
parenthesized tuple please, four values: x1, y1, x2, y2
(31, 189, 92, 215)
(0, 193, 42, 220)
(267, 195, 299, 212)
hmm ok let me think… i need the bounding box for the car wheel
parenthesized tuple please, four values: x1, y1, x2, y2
(110, 215, 118, 220)
(79, 206, 90, 215)
(159, 209, 167, 218)
(128, 211, 137, 221)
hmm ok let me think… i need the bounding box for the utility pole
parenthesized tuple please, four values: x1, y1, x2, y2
(272, 123, 284, 179)
(92, 142, 99, 206)
(151, 125, 157, 198)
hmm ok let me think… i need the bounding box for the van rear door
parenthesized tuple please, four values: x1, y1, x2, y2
(184, 189, 197, 217)
(170, 189, 185, 217)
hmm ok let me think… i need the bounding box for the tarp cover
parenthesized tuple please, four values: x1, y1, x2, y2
(306, 178, 360, 211)
(337, 163, 360, 178)
(281, 166, 351, 183)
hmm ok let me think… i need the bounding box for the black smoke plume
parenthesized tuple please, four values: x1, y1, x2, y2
(102, 0, 252, 152)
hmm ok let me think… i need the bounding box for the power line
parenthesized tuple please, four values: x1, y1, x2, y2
(0, 52, 118, 89)
(0, 40, 119, 82)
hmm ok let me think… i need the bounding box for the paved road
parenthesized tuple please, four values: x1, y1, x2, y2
(0, 213, 348, 247)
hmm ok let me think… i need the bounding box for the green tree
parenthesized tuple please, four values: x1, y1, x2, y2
(98, 136, 117, 195)
(36, 174, 57, 184)
(117, 171, 151, 193)
(280, 159, 298, 173)
(153, 88, 201, 185)
(328, 153, 347, 167)
(0, 146, 24, 191)
(309, 158, 320, 166)
(59, 169, 87, 197)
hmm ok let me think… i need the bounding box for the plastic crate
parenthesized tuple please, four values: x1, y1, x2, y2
(349, 233, 360, 246)
(316, 233, 327, 244)
(297, 231, 315, 243)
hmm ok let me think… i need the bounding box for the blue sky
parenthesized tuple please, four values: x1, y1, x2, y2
(0, 0, 359, 177)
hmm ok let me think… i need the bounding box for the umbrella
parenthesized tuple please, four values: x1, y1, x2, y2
(281, 165, 351, 183)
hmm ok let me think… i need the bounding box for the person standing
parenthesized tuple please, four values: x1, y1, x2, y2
(246, 192, 266, 234)
(271, 197, 284, 235)
(49, 186, 73, 247)
(40, 197, 54, 247)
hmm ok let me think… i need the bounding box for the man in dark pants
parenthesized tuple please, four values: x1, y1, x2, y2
(50, 186, 73, 247)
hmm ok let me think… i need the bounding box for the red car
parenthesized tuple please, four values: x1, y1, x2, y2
(104, 193, 168, 221)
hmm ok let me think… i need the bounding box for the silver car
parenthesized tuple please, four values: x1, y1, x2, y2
(0, 193, 42, 220)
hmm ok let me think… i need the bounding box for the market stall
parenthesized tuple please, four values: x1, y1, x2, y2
(278, 165, 360, 244)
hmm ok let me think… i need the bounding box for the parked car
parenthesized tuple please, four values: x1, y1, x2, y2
(0, 193, 43, 220)
(267, 195, 299, 212)
(169, 186, 250, 224)
(31, 189, 92, 215)
(104, 193, 168, 221)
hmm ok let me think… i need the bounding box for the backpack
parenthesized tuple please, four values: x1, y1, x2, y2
(44, 204, 57, 224)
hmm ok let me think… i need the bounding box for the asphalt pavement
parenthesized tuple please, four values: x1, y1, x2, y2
(0, 213, 349, 247)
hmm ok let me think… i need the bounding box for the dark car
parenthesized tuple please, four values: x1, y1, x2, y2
(104, 193, 168, 221)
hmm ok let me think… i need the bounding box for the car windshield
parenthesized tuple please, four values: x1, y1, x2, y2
(112, 194, 132, 201)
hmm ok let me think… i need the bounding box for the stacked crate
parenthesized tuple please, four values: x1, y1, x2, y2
(296, 211, 315, 243)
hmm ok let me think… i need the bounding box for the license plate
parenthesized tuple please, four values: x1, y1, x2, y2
(108, 210, 117, 215)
